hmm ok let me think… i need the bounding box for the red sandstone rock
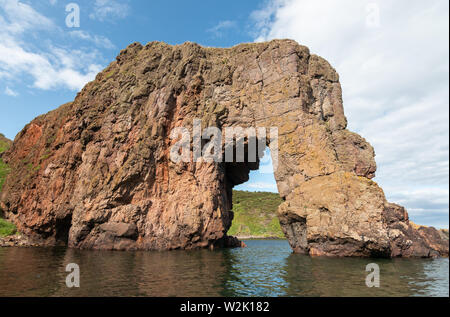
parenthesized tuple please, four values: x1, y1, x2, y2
(0, 40, 447, 257)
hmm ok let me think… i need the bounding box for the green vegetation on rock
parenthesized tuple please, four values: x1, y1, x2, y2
(0, 133, 16, 237)
(0, 136, 9, 153)
(0, 133, 12, 193)
(0, 159, 9, 193)
(1, 133, 13, 236)
(0, 218, 16, 237)
(228, 190, 285, 239)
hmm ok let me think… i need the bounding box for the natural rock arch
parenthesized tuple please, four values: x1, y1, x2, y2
(0, 40, 447, 257)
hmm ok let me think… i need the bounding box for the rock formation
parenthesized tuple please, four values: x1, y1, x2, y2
(0, 40, 447, 256)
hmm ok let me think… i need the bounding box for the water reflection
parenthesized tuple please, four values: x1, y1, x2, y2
(0, 240, 448, 297)
(282, 254, 435, 296)
(219, 240, 290, 297)
(0, 247, 232, 296)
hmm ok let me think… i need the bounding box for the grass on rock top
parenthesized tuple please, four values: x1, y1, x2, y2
(228, 190, 285, 239)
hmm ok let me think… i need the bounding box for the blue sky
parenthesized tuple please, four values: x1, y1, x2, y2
(0, 0, 448, 228)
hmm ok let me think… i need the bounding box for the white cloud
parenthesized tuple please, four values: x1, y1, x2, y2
(252, 0, 449, 227)
(89, 0, 130, 22)
(69, 30, 115, 49)
(0, 0, 106, 91)
(0, 40, 102, 90)
(207, 20, 237, 37)
(4, 86, 18, 96)
(247, 182, 278, 191)
(0, 0, 54, 34)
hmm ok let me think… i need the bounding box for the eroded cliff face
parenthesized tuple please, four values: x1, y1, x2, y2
(0, 40, 447, 256)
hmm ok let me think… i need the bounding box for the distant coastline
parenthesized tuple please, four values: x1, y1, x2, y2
(236, 235, 286, 240)
(228, 191, 285, 239)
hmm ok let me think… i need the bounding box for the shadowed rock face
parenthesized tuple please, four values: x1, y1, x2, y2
(0, 40, 447, 256)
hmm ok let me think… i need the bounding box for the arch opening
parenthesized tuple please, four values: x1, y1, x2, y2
(224, 146, 284, 240)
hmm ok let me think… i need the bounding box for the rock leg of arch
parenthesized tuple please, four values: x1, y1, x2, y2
(0, 40, 447, 256)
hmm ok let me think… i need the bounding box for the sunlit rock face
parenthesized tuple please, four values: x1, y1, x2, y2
(0, 40, 447, 256)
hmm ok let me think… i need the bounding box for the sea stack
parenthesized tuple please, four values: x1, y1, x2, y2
(0, 40, 448, 257)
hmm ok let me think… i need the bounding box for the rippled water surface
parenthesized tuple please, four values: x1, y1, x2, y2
(0, 240, 448, 297)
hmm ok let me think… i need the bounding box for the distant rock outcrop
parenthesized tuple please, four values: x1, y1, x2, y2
(0, 40, 447, 256)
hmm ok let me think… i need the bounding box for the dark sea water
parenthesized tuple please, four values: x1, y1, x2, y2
(0, 240, 448, 297)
